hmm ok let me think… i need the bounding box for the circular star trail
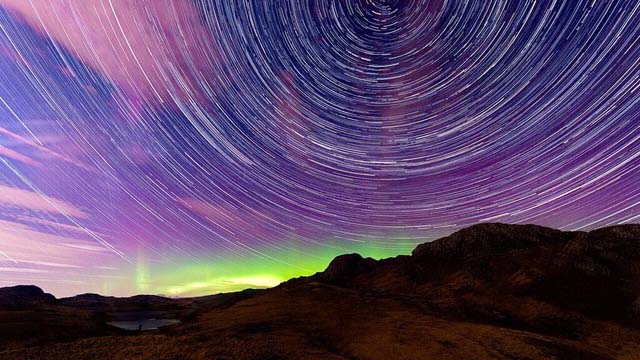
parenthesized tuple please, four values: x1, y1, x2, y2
(0, 0, 639, 296)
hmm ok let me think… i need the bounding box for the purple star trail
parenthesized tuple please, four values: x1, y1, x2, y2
(0, 0, 639, 296)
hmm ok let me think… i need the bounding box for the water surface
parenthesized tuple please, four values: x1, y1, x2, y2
(107, 318, 180, 331)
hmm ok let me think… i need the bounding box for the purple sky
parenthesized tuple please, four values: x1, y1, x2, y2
(0, 1, 639, 297)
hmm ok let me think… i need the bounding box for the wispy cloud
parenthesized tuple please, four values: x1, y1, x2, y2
(177, 196, 287, 240)
(0, 0, 217, 103)
(0, 184, 87, 218)
(0, 144, 42, 167)
(0, 219, 116, 268)
(0, 125, 96, 173)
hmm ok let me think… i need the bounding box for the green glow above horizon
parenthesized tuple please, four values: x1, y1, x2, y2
(103, 238, 419, 297)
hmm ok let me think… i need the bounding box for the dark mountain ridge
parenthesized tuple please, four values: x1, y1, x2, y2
(0, 285, 56, 308)
(289, 223, 640, 337)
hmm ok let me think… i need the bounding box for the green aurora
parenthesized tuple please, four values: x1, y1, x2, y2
(101, 238, 419, 297)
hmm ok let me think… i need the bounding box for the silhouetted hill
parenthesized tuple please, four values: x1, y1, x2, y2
(299, 223, 640, 333)
(412, 223, 574, 259)
(372, 224, 637, 318)
(59, 293, 184, 313)
(2, 223, 640, 359)
(0, 285, 55, 308)
(314, 253, 379, 284)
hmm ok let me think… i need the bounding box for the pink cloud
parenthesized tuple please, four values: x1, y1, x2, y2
(0, 144, 42, 167)
(177, 197, 284, 240)
(0, 184, 88, 218)
(0, 126, 96, 173)
(0, 220, 115, 267)
(0, 0, 219, 104)
(178, 197, 255, 233)
(12, 214, 99, 234)
(0, 267, 46, 273)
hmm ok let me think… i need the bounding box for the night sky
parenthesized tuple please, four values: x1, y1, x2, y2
(0, 1, 639, 297)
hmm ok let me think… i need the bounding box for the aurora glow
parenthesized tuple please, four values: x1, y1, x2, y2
(0, 1, 639, 297)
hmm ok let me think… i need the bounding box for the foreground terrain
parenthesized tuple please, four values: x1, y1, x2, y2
(1, 223, 640, 359)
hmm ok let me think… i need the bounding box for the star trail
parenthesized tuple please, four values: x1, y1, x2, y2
(0, 0, 639, 297)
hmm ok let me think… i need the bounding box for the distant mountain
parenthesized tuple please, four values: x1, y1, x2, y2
(58, 292, 183, 313)
(1, 223, 640, 359)
(0, 285, 55, 308)
(298, 223, 640, 329)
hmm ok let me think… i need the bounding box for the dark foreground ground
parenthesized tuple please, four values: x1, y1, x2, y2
(2, 223, 640, 359)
